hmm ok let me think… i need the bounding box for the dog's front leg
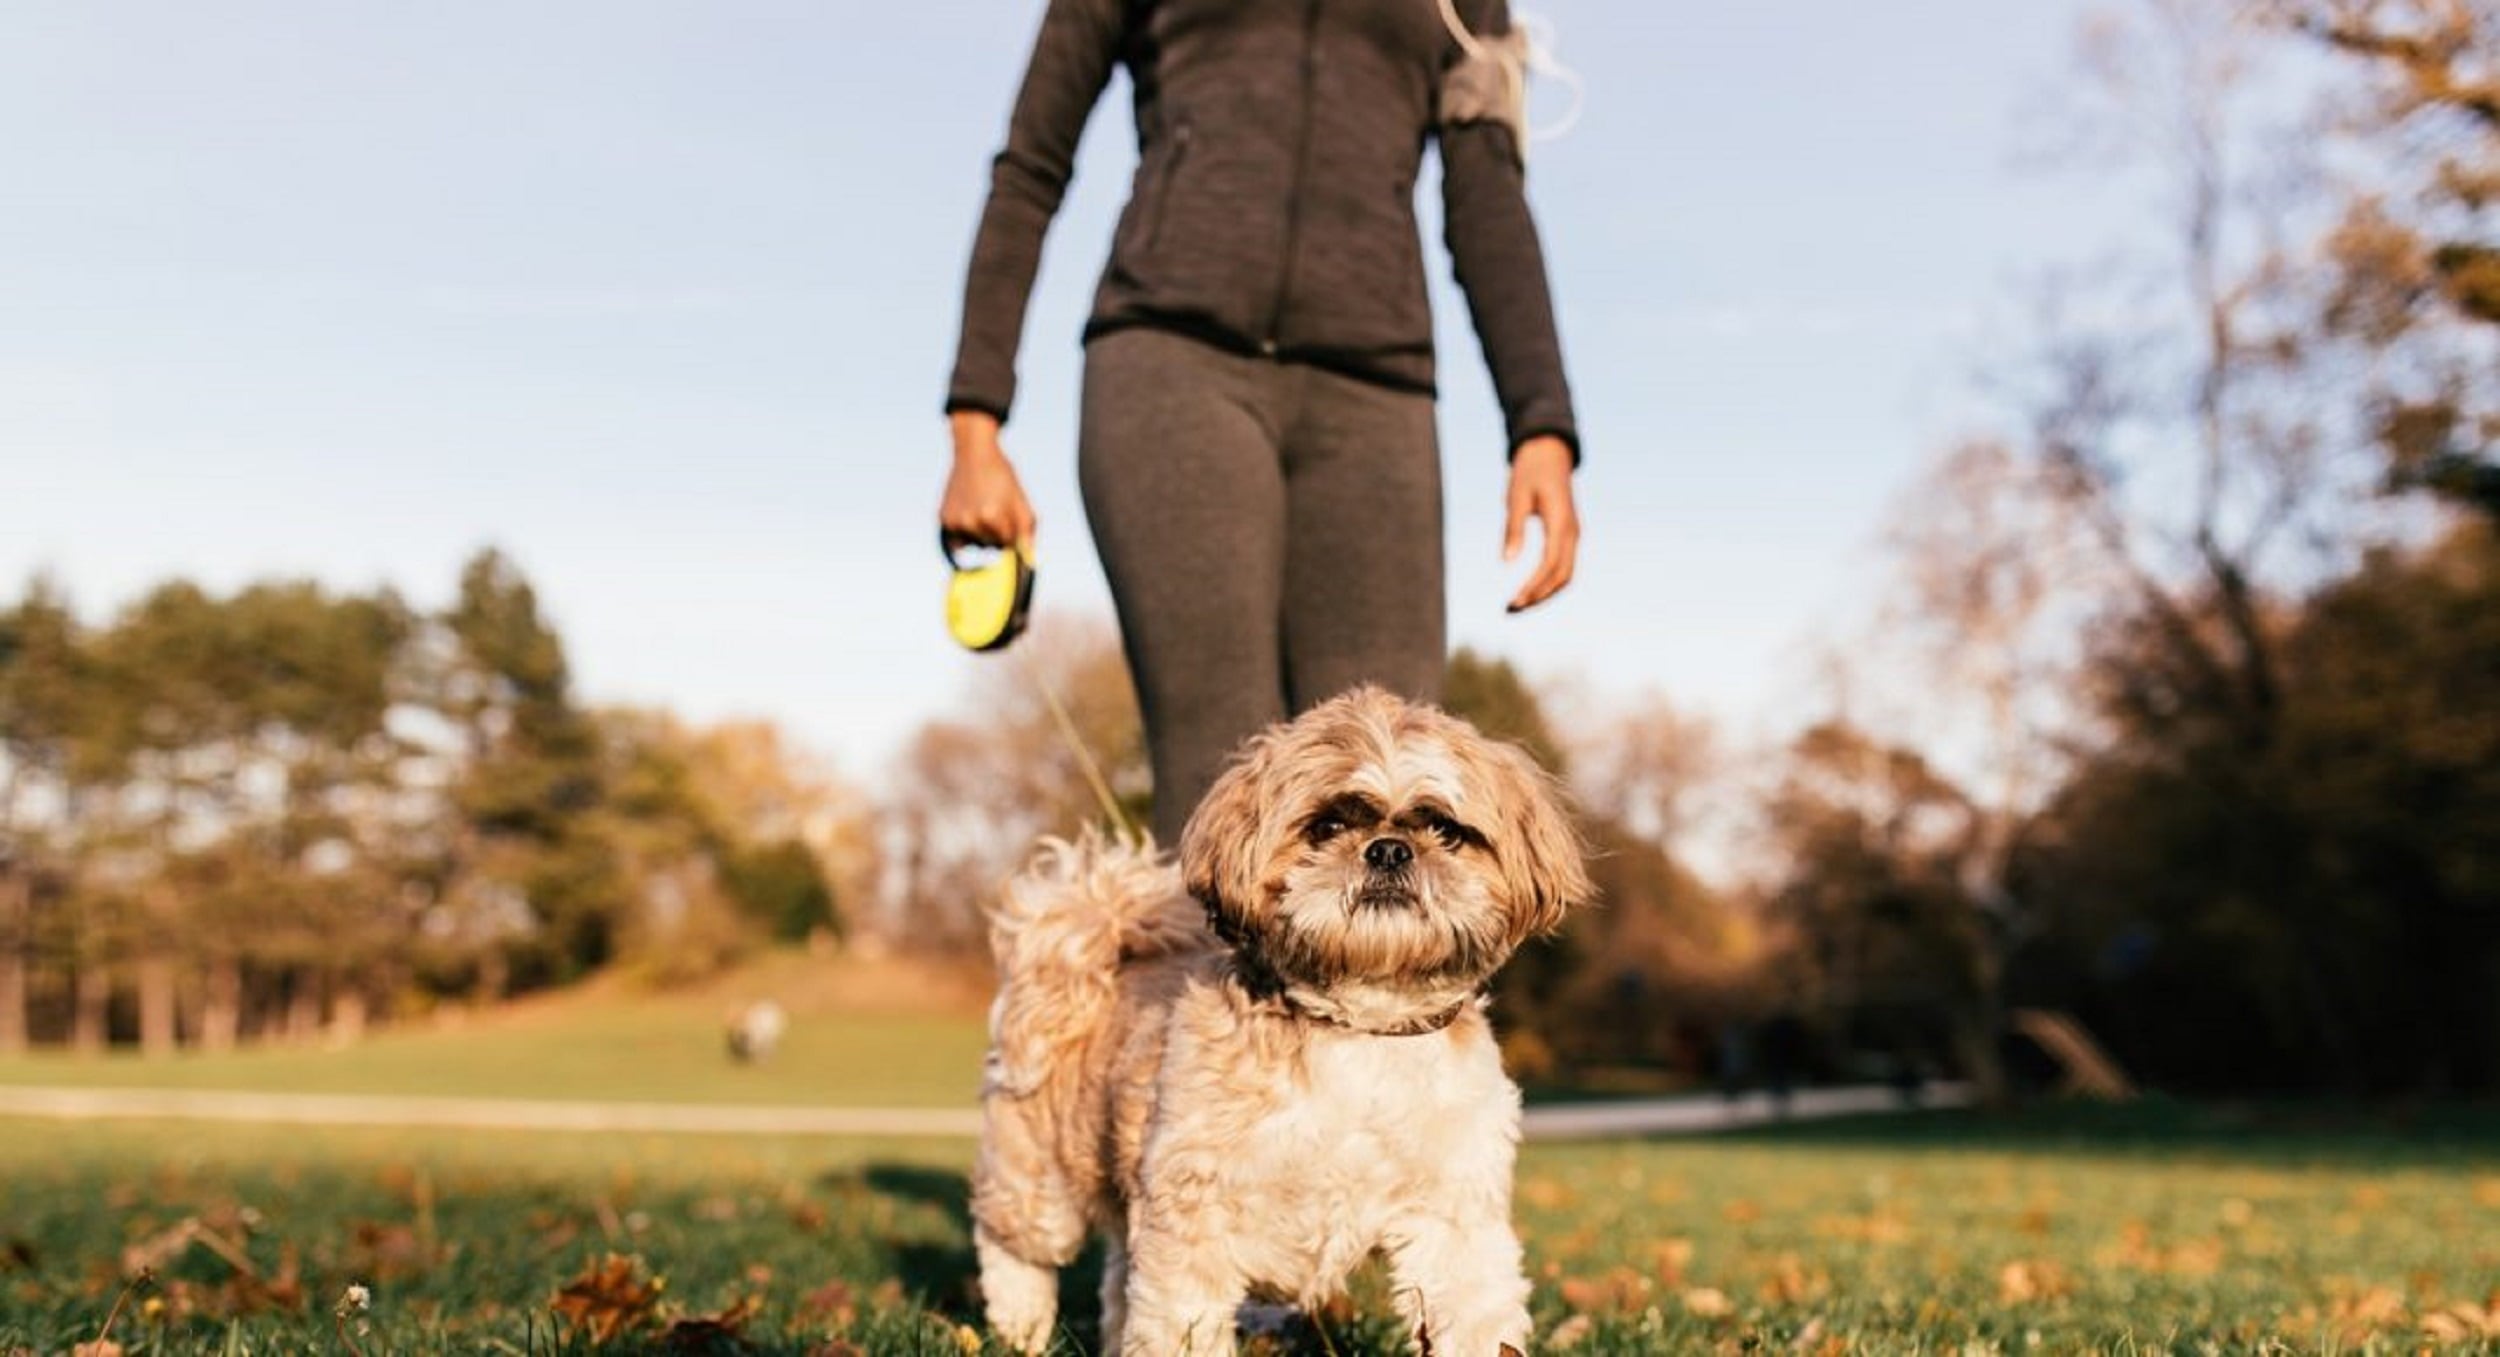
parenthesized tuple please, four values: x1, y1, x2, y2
(1118, 1194, 1245, 1355)
(1384, 1209, 1534, 1356)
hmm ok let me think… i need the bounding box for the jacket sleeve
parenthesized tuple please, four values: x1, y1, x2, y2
(1438, 0, 1581, 463)
(945, 0, 1129, 424)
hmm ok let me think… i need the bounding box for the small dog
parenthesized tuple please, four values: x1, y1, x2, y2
(972, 687, 1592, 1355)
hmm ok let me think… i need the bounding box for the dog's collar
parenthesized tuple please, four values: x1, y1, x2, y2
(1203, 898, 1478, 1037)
(1292, 990, 1477, 1037)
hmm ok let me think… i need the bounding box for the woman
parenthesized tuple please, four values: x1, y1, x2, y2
(940, 0, 1583, 845)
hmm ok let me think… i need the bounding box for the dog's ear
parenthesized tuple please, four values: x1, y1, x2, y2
(1179, 730, 1276, 934)
(1486, 742, 1594, 939)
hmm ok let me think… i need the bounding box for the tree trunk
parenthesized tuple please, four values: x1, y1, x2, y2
(0, 872, 28, 1056)
(72, 965, 110, 1053)
(136, 953, 179, 1057)
(285, 973, 322, 1044)
(474, 947, 509, 1006)
(329, 982, 369, 1047)
(199, 956, 242, 1053)
(137, 881, 181, 1057)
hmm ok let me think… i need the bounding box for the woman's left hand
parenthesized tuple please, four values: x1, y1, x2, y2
(1502, 434, 1580, 613)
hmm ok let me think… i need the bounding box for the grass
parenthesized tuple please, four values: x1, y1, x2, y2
(0, 953, 993, 1109)
(1, 1104, 2495, 1355)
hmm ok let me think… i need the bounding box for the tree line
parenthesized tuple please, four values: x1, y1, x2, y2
(0, 551, 846, 1055)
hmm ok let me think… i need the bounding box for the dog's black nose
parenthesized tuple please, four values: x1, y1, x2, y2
(1364, 836, 1413, 871)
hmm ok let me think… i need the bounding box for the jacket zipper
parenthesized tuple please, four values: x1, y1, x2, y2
(1262, 0, 1324, 357)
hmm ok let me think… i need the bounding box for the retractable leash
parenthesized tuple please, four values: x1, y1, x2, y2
(940, 532, 1140, 840)
(941, 532, 1034, 653)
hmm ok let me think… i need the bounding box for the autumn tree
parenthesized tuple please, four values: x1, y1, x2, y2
(876, 618, 1145, 953)
(2271, 0, 2499, 512)
(0, 582, 85, 1055)
(1763, 722, 2003, 1100)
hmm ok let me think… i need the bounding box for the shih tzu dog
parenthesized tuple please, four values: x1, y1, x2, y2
(972, 687, 1592, 1355)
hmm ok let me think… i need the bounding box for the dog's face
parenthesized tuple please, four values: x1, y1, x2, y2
(1179, 688, 1592, 1014)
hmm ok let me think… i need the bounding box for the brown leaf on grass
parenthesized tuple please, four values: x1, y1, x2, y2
(2473, 1178, 2500, 1209)
(2423, 1302, 2500, 1341)
(1545, 1314, 1596, 1349)
(1721, 1199, 1762, 1225)
(804, 1344, 865, 1357)
(1759, 1254, 1828, 1304)
(1683, 1286, 1735, 1318)
(1, 1239, 34, 1272)
(120, 1220, 203, 1276)
(2099, 1223, 2224, 1277)
(68, 1343, 123, 1357)
(2287, 1281, 2416, 1343)
(551, 1253, 667, 1344)
(1653, 1237, 1695, 1287)
(797, 1280, 858, 1328)
(347, 1221, 437, 1282)
(1995, 1259, 2072, 1305)
(1557, 1266, 1652, 1314)
(663, 1293, 764, 1349)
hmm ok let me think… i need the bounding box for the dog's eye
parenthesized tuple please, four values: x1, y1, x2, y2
(1305, 814, 1348, 844)
(1418, 812, 1479, 851)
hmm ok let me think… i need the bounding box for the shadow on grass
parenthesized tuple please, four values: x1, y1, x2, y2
(830, 1161, 1110, 1351)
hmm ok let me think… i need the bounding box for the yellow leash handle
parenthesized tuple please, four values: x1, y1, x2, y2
(942, 531, 1036, 653)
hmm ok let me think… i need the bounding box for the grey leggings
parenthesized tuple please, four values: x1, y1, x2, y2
(1080, 327, 1446, 844)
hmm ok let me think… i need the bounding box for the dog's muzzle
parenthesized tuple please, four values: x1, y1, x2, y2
(1355, 835, 1418, 910)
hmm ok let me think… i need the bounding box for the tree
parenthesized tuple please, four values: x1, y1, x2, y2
(1763, 721, 2002, 1099)
(0, 581, 86, 1055)
(2272, 0, 2499, 513)
(437, 549, 622, 993)
(875, 618, 1145, 954)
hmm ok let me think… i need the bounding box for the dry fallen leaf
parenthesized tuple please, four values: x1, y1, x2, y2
(662, 1293, 763, 1349)
(551, 1253, 667, 1344)
(1652, 1237, 1696, 1287)
(1996, 1259, 2071, 1305)
(1684, 1286, 1735, 1318)
(1545, 1314, 1595, 1349)
(798, 1279, 859, 1328)
(2422, 1302, 2500, 1341)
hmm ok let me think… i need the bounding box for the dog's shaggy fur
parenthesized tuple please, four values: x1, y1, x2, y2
(972, 688, 1593, 1355)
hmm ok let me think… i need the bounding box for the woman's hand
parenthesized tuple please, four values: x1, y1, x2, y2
(1502, 434, 1579, 613)
(940, 410, 1037, 555)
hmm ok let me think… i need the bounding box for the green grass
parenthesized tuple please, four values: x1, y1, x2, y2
(2, 1105, 2494, 1355)
(0, 963, 991, 1109)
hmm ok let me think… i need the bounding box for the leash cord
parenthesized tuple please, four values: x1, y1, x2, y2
(1032, 668, 1141, 843)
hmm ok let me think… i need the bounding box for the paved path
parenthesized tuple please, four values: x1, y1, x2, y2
(0, 1082, 1966, 1141)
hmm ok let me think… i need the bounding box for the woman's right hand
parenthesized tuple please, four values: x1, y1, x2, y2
(940, 410, 1037, 555)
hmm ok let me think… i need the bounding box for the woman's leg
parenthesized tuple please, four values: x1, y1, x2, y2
(1080, 329, 1291, 846)
(1278, 366, 1445, 713)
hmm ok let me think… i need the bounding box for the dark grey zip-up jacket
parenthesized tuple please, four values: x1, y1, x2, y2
(946, 0, 1579, 460)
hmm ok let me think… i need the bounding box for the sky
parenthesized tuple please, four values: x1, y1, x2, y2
(0, 0, 2137, 782)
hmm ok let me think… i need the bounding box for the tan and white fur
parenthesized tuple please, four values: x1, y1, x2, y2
(972, 687, 1592, 1355)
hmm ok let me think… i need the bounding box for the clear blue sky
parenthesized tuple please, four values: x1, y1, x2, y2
(1, 0, 2131, 776)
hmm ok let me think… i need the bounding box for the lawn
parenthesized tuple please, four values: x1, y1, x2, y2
(2, 1104, 2494, 1355)
(0, 954, 993, 1109)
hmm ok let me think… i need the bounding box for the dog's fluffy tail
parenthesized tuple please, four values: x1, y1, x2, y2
(983, 830, 1202, 1099)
